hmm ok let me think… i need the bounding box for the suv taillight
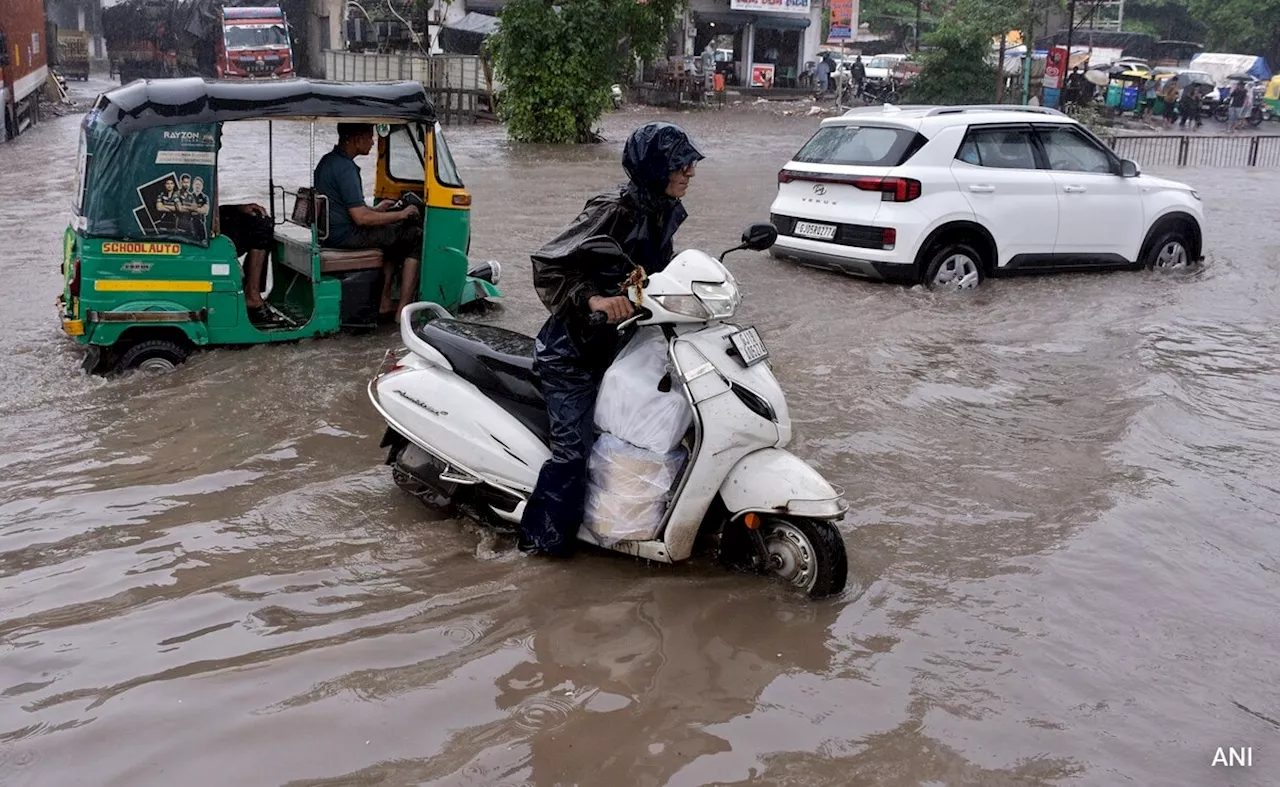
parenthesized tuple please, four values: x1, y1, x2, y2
(852, 177, 922, 202)
(777, 170, 922, 202)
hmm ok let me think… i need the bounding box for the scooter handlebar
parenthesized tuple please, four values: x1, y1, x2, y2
(587, 307, 653, 332)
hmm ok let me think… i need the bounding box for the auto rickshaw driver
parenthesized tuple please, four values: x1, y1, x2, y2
(315, 122, 424, 320)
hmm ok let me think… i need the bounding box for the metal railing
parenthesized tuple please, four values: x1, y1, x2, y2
(1105, 134, 1280, 168)
(322, 50, 497, 124)
(323, 50, 493, 92)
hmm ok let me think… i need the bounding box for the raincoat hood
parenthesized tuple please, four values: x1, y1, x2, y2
(622, 122, 705, 198)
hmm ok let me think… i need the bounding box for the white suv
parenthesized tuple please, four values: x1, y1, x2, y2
(768, 105, 1205, 290)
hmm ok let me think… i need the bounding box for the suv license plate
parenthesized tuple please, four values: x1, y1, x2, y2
(794, 221, 837, 241)
(730, 327, 769, 367)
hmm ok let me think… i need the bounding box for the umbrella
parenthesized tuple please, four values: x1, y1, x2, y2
(1225, 73, 1255, 83)
(1085, 69, 1109, 86)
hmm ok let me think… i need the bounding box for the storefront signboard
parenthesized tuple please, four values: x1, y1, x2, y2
(730, 0, 812, 15)
(828, 0, 855, 40)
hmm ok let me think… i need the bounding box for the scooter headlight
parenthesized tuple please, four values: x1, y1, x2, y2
(654, 281, 740, 320)
(653, 294, 710, 319)
(692, 281, 740, 319)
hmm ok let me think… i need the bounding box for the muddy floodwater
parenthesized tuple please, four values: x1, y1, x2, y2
(1, 82, 1278, 786)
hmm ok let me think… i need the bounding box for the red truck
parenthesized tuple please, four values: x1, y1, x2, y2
(1, 0, 49, 141)
(215, 6, 294, 79)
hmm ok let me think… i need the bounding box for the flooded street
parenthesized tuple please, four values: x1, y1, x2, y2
(2, 83, 1278, 786)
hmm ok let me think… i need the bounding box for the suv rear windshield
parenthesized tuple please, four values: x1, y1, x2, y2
(792, 125, 926, 167)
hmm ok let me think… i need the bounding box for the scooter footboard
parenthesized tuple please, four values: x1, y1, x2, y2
(718, 448, 847, 520)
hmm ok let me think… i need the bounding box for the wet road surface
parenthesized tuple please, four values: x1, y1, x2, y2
(1, 81, 1278, 786)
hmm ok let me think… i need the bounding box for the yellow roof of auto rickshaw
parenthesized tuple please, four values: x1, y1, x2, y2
(1267, 75, 1280, 100)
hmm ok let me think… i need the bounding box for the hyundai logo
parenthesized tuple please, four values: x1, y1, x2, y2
(812, 184, 827, 195)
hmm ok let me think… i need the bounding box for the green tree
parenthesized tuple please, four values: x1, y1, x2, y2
(1121, 0, 1205, 42)
(489, 0, 685, 143)
(859, 0, 943, 50)
(905, 0, 1019, 104)
(906, 22, 999, 103)
(1188, 0, 1280, 67)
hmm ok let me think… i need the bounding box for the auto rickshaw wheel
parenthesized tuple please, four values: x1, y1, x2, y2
(116, 339, 190, 374)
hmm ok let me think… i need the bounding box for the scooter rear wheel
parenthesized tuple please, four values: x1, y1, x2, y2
(760, 517, 848, 598)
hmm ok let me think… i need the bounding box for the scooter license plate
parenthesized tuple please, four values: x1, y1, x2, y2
(730, 327, 769, 367)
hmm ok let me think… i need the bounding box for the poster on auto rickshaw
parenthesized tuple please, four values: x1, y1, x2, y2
(78, 113, 218, 248)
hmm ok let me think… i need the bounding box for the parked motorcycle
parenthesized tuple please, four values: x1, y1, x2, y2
(1213, 102, 1264, 126)
(611, 84, 624, 109)
(368, 223, 850, 598)
(860, 77, 901, 105)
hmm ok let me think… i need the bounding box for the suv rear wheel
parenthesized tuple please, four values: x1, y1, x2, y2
(923, 242, 986, 291)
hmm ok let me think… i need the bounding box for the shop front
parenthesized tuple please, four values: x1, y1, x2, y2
(688, 0, 820, 88)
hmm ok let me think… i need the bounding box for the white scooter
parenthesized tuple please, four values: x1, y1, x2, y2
(368, 223, 849, 597)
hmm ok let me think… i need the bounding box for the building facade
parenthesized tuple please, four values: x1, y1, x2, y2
(686, 0, 827, 87)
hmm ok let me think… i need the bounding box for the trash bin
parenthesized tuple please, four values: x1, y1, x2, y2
(1121, 85, 1139, 111)
(1106, 83, 1122, 108)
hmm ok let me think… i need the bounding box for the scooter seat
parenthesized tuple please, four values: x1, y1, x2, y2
(415, 318, 551, 444)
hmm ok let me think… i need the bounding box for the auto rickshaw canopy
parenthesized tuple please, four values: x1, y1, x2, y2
(1265, 75, 1280, 101)
(75, 79, 438, 248)
(87, 78, 438, 136)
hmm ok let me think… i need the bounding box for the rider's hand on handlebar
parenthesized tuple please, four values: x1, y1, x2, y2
(588, 295, 634, 324)
(400, 204, 421, 220)
(374, 199, 398, 212)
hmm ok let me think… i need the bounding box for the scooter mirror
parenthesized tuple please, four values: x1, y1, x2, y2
(741, 222, 779, 251)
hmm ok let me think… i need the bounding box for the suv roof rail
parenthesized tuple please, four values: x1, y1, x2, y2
(925, 105, 1068, 117)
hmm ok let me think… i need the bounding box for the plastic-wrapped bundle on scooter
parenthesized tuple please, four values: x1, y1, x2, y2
(585, 327, 693, 544)
(594, 326, 692, 453)
(583, 434, 686, 544)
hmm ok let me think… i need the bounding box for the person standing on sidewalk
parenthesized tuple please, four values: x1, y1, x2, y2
(1179, 84, 1202, 130)
(1160, 77, 1180, 127)
(1226, 80, 1249, 132)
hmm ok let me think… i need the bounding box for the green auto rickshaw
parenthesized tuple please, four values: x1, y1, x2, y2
(58, 78, 501, 375)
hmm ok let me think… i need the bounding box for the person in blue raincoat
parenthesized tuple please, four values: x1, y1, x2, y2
(518, 122, 704, 557)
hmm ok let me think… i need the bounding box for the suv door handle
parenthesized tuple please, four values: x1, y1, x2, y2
(968, 185, 995, 193)
(1063, 185, 1088, 193)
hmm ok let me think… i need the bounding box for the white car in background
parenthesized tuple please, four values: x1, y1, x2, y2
(768, 104, 1205, 290)
(863, 54, 909, 84)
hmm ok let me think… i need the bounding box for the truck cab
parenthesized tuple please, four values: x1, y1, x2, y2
(215, 6, 294, 80)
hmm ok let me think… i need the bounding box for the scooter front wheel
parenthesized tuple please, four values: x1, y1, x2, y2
(760, 517, 848, 598)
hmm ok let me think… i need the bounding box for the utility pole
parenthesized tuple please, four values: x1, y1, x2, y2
(1021, 6, 1034, 104)
(1064, 0, 1075, 66)
(914, 0, 921, 53)
(996, 31, 1007, 103)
